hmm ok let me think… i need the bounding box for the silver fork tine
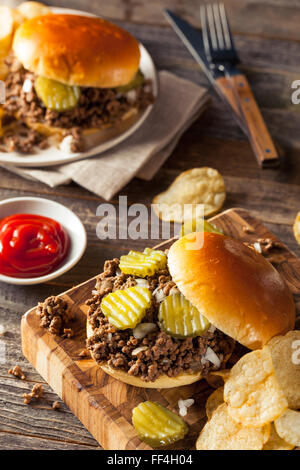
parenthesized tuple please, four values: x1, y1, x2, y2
(200, 4, 211, 59)
(206, 4, 218, 51)
(212, 3, 225, 50)
(219, 3, 233, 50)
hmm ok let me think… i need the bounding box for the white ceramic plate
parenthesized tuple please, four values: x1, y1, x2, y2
(0, 6, 158, 168)
(0, 197, 87, 285)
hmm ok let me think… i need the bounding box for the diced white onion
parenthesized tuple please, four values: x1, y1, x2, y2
(133, 322, 157, 339)
(253, 242, 262, 254)
(178, 398, 194, 417)
(107, 333, 112, 342)
(161, 358, 170, 365)
(204, 347, 221, 368)
(59, 135, 75, 154)
(152, 287, 166, 303)
(134, 278, 149, 288)
(22, 78, 33, 93)
(169, 286, 180, 295)
(132, 346, 148, 356)
(126, 89, 137, 103)
(116, 268, 121, 276)
(208, 324, 216, 333)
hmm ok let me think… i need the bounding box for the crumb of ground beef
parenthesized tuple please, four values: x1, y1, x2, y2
(62, 328, 74, 339)
(245, 237, 285, 266)
(86, 256, 235, 382)
(37, 296, 74, 336)
(8, 365, 26, 380)
(257, 237, 282, 253)
(1, 123, 49, 154)
(23, 383, 44, 404)
(52, 401, 60, 410)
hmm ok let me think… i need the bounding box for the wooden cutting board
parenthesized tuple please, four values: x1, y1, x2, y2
(21, 208, 300, 450)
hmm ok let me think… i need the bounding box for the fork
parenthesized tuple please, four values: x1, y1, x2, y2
(200, 3, 280, 168)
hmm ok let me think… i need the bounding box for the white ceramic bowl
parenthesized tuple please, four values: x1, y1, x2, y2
(0, 197, 87, 285)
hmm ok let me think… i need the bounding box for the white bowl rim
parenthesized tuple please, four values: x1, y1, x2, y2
(0, 196, 87, 285)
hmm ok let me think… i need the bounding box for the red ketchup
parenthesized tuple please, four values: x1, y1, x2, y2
(0, 214, 70, 278)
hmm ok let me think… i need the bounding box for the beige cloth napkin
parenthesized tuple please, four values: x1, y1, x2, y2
(4, 71, 209, 200)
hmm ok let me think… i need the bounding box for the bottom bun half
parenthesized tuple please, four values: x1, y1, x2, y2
(24, 107, 139, 150)
(86, 319, 203, 388)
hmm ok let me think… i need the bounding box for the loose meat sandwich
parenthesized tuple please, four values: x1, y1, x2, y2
(86, 232, 295, 388)
(2, 13, 154, 153)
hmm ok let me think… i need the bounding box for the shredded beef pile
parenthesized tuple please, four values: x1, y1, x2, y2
(86, 258, 235, 383)
(1, 54, 154, 154)
(37, 295, 75, 337)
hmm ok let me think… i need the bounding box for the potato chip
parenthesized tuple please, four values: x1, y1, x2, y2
(224, 347, 288, 427)
(0, 60, 9, 81)
(263, 423, 294, 450)
(10, 8, 25, 28)
(293, 212, 300, 244)
(275, 409, 300, 447)
(211, 369, 231, 381)
(196, 403, 270, 450)
(205, 369, 231, 389)
(206, 387, 224, 420)
(153, 168, 226, 222)
(267, 330, 300, 410)
(0, 7, 14, 58)
(17, 1, 51, 19)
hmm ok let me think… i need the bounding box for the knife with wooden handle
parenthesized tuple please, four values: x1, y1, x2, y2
(164, 9, 281, 168)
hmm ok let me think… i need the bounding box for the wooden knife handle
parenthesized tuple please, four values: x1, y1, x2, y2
(215, 76, 241, 118)
(229, 74, 280, 167)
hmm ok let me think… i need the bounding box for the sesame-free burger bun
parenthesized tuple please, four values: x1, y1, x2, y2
(86, 318, 203, 388)
(168, 232, 295, 350)
(13, 14, 140, 88)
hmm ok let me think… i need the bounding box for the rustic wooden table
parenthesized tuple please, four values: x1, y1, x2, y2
(1, 0, 300, 450)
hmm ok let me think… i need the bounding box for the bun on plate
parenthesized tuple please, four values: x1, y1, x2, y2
(168, 232, 295, 350)
(1, 11, 153, 154)
(13, 14, 140, 88)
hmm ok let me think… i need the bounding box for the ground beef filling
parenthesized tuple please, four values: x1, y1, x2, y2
(1, 55, 154, 154)
(86, 258, 235, 383)
(37, 295, 74, 337)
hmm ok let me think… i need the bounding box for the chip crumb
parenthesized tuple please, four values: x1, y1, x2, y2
(242, 226, 254, 234)
(23, 383, 44, 405)
(52, 401, 60, 410)
(8, 365, 26, 380)
(78, 349, 91, 358)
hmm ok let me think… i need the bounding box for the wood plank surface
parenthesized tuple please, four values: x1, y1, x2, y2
(1, 0, 300, 450)
(20, 209, 300, 450)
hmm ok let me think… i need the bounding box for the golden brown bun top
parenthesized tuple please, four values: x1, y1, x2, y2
(13, 14, 140, 87)
(168, 232, 295, 350)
